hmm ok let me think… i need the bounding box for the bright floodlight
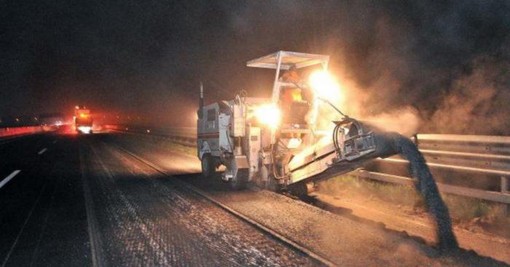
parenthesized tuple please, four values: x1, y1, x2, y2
(254, 104, 281, 129)
(309, 70, 342, 103)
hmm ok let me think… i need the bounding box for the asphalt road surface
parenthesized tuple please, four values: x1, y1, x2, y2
(0, 132, 507, 266)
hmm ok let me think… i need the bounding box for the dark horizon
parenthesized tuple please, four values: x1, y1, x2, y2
(1, 1, 509, 134)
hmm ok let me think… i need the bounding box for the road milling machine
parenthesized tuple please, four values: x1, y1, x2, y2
(196, 51, 459, 251)
(197, 51, 398, 192)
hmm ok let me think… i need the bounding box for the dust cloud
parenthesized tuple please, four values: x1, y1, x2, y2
(361, 107, 421, 137)
(308, 69, 422, 136)
(312, 1, 510, 135)
(427, 57, 510, 135)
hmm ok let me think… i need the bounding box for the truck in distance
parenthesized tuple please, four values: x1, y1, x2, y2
(74, 106, 93, 134)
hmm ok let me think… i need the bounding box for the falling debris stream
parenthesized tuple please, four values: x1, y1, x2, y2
(380, 133, 459, 251)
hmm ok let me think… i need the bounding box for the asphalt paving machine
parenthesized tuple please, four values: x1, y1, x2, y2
(197, 51, 398, 192)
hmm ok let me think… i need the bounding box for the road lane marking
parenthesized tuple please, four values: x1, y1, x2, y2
(0, 170, 21, 189)
(38, 148, 47, 155)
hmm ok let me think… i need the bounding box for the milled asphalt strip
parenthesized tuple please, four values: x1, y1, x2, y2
(38, 148, 47, 155)
(91, 143, 171, 266)
(79, 145, 105, 267)
(0, 170, 21, 189)
(116, 145, 336, 267)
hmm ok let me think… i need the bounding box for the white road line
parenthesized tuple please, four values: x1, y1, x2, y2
(0, 170, 21, 189)
(38, 148, 47, 155)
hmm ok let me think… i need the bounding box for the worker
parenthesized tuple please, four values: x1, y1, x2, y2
(280, 66, 302, 101)
(281, 66, 301, 84)
(279, 66, 310, 125)
(279, 66, 313, 103)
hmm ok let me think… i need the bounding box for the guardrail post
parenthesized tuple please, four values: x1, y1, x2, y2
(502, 176, 509, 217)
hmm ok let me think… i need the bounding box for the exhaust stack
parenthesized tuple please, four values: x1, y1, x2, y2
(198, 82, 204, 118)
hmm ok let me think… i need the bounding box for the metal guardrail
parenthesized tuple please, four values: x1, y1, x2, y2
(104, 125, 196, 146)
(362, 134, 510, 213)
(0, 126, 47, 138)
(107, 125, 510, 210)
(357, 170, 510, 204)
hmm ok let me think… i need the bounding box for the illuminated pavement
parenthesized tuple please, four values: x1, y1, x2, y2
(0, 134, 317, 266)
(0, 134, 89, 266)
(0, 133, 506, 266)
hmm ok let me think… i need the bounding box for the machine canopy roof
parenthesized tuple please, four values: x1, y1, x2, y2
(246, 51, 329, 70)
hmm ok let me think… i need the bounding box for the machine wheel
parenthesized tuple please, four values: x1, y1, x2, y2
(201, 154, 214, 178)
(230, 169, 248, 190)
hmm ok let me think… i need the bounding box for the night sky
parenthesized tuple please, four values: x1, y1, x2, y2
(1, 1, 509, 134)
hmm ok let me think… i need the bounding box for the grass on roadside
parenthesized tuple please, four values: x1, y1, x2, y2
(318, 174, 509, 225)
